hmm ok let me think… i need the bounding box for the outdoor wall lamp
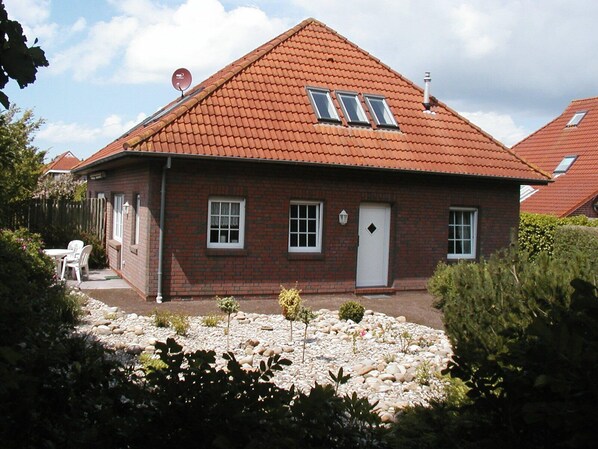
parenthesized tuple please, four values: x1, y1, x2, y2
(123, 201, 130, 216)
(338, 209, 348, 226)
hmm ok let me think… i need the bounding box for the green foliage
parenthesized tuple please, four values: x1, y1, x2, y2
(138, 352, 168, 373)
(0, 2, 49, 109)
(279, 284, 302, 341)
(297, 305, 316, 363)
(0, 228, 75, 345)
(34, 173, 87, 201)
(554, 226, 598, 276)
(202, 314, 223, 327)
(338, 300, 365, 323)
(518, 212, 598, 258)
(151, 309, 189, 335)
(217, 295, 239, 349)
(0, 107, 45, 225)
(427, 261, 457, 309)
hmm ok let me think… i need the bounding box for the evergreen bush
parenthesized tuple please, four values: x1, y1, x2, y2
(338, 300, 365, 323)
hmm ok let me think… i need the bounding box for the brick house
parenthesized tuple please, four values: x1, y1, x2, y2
(75, 19, 549, 302)
(43, 151, 81, 179)
(513, 96, 598, 218)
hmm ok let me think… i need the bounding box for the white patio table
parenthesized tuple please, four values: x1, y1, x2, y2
(44, 248, 73, 279)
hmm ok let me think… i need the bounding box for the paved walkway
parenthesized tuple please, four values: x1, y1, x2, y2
(74, 269, 444, 330)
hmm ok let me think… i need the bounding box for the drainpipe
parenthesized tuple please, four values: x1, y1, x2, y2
(156, 156, 171, 303)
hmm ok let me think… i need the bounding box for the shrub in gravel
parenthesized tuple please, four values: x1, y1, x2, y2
(279, 284, 302, 341)
(339, 300, 365, 323)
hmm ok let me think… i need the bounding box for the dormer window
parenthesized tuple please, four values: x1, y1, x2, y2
(307, 87, 340, 122)
(337, 92, 369, 125)
(566, 111, 586, 127)
(364, 95, 398, 128)
(554, 155, 577, 174)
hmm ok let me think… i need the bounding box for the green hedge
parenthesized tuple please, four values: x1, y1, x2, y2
(554, 226, 598, 269)
(518, 213, 598, 258)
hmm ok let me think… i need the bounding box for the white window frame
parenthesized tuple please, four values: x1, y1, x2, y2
(288, 201, 323, 253)
(566, 111, 586, 127)
(337, 91, 369, 125)
(553, 155, 577, 174)
(364, 94, 398, 127)
(307, 87, 340, 122)
(113, 194, 124, 243)
(133, 193, 141, 245)
(448, 207, 477, 260)
(207, 197, 246, 249)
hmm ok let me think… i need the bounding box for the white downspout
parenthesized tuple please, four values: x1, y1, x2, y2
(156, 156, 171, 303)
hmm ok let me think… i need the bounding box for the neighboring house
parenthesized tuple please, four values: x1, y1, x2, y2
(74, 19, 549, 302)
(514, 97, 598, 217)
(43, 151, 81, 178)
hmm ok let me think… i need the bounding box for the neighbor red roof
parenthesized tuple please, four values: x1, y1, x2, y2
(45, 151, 81, 173)
(77, 18, 549, 183)
(513, 96, 598, 216)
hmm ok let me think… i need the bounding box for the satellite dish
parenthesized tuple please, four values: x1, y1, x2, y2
(171, 68, 192, 97)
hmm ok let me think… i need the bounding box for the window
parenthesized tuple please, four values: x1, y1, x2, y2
(289, 201, 323, 252)
(337, 92, 369, 124)
(307, 88, 340, 122)
(448, 208, 477, 259)
(364, 95, 398, 127)
(207, 198, 245, 249)
(554, 155, 577, 174)
(566, 111, 586, 127)
(113, 194, 124, 242)
(133, 194, 141, 245)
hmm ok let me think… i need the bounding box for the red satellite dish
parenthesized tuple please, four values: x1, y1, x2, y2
(171, 68, 192, 96)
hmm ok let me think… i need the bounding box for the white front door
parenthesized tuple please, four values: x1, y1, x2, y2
(356, 203, 391, 287)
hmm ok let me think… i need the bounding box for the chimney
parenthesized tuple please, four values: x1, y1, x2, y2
(423, 71, 432, 111)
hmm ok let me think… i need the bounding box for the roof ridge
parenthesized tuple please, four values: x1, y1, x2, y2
(570, 95, 598, 104)
(123, 18, 318, 150)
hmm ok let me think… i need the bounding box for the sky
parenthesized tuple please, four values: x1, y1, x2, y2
(4, 0, 598, 163)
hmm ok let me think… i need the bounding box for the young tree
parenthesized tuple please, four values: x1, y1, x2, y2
(0, 106, 45, 224)
(0, 1, 49, 109)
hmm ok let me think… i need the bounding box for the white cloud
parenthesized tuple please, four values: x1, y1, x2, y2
(51, 0, 288, 84)
(459, 110, 529, 147)
(4, 0, 57, 44)
(38, 112, 147, 144)
(70, 17, 87, 33)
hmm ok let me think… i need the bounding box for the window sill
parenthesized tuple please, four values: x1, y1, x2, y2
(287, 252, 324, 261)
(206, 248, 248, 257)
(108, 239, 122, 250)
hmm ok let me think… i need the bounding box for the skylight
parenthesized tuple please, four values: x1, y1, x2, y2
(364, 95, 398, 127)
(566, 111, 586, 127)
(307, 88, 340, 122)
(337, 92, 368, 125)
(554, 155, 577, 174)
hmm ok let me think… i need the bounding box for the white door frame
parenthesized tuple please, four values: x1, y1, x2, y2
(356, 203, 391, 287)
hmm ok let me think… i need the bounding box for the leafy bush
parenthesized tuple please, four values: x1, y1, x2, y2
(202, 314, 223, 327)
(427, 261, 457, 309)
(217, 295, 240, 349)
(518, 212, 597, 258)
(554, 225, 598, 278)
(279, 284, 302, 341)
(339, 300, 365, 323)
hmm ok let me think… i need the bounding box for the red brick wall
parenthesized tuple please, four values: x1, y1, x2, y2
(148, 159, 519, 300)
(89, 158, 520, 300)
(570, 196, 598, 218)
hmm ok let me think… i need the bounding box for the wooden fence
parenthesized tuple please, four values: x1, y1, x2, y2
(5, 198, 106, 242)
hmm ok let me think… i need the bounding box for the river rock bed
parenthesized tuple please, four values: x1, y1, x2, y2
(76, 295, 452, 422)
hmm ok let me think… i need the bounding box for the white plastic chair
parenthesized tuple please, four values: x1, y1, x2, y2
(61, 240, 84, 279)
(62, 245, 92, 283)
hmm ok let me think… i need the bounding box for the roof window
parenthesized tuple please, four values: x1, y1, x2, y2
(364, 95, 398, 127)
(336, 92, 369, 125)
(307, 88, 340, 122)
(566, 111, 586, 127)
(554, 155, 577, 174)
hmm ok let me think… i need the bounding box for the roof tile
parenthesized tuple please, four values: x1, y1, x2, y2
(78, 19, 548, 183)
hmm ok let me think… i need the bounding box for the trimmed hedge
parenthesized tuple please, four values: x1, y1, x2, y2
(554, 225, 598, 264)
(518, 212, 598, 258)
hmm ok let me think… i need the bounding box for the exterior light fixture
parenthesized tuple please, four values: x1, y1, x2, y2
(339, 209, 348, 225)
(123, 201, 130, 216)
(89, 171, 106, 180)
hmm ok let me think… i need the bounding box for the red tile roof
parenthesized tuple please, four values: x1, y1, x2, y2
(77, 18, 549, 183)
(45, 151, 81, 173)
(513, 96, 598, 216)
